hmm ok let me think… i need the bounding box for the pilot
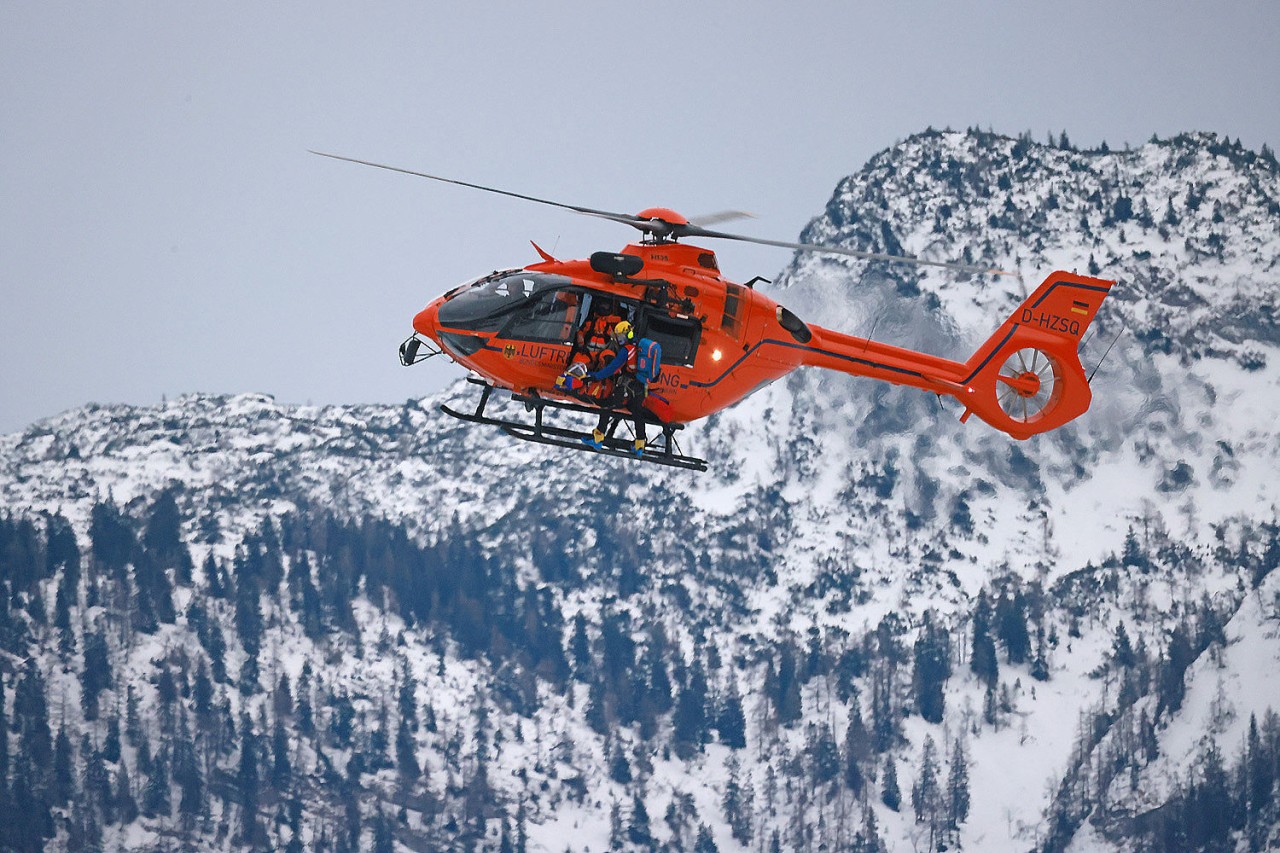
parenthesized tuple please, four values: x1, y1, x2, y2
(580, 320, 649, 457)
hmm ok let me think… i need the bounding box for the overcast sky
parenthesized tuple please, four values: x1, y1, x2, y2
(2, 2, 1277, 434)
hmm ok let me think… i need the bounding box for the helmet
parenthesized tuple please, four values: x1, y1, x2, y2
(613, 320, 634, 342)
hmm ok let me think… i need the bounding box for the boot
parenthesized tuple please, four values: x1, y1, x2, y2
(580, 429, 605, 450)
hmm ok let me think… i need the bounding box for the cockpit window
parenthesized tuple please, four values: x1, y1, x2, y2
(437, 271, 571, 333)
(499, 290, 582, 343)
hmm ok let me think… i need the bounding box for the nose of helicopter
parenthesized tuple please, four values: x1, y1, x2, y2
(413, 300, 441, 340)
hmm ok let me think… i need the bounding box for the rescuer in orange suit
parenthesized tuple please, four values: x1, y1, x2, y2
(577, 302, 624, 369)
(557, 303, 623, 402)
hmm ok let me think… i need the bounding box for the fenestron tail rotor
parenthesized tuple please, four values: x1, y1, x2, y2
(996, 347, 1062, 423)
(310, 151, 1012, 276)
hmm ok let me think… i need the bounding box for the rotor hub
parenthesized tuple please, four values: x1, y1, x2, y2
(1004, 371, 1041, 398)
(635, 207, 688, 226)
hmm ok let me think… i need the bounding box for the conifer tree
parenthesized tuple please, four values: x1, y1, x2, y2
(1112, 622, 1136, 668)
(144, 488, 183, 556)
(641, 628, 674, 720)
(913, 610, 951, 723)
(397, 666, 417, 730)
(369, 705, 391, 770)
(193, 660, 213, 723)
(970, 591, 999, 687)
(142, 744, 172, 818)
(1245, 713, 1272, 850)
(607, 799, 625, 851)
(946, 736, 971, 833)
(14, 661, 52, 772)
(996, 590, 1031, 664)
(132, 546, 175, 631)
(673, 661, 709, 755)
(881, 755, 901, 811)
(844, 701, 871, 794)
(125, 685, 142, 745)
(89, 500, 134, 581)
(53, 726, 75, 807)
(396, 713, 420, 784)
(82, 736, 112, 823)
(45, 512, 81, 585)
(715, 678, 747, 750)
(204, 553, 225, 598)
(775, 643, 803, 726)
(54, 579, 74, 656)
(870, 663, 899, 752)
(569, 613, 591, 679)
(294, 553, 324, 639)
(0, 673, 8, 792)
(694, 823, 719, 853)
(273, 672, 294, 720)
(1157, 623, 1194, 718)
(1121, 526, 1146, 569)
(99, 714, 120, 765)
(859, 801, 887, 853)
(628, 790, 654, 847)
(174, 715, 204, 819)
(199, 612, 228, 684)
(912, 736, 941, 821)
(237, 711, 260, 844)
(297, 663, 315, 735)
(372, 810, 394, 853)
(114, 759, 139, 824)
(811, 722, 841, 783)
(1031, 624, 1050, 682)
(9, 752, 54, 851)
(599, 728, 627, 779)
(272, 718, 292, 791)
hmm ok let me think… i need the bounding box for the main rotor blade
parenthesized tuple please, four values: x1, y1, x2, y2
(310, 151, 663, 233)
(314, 151, 1012, 275)
(675, 223, 1014, 276)
(688, 210, 757, 228)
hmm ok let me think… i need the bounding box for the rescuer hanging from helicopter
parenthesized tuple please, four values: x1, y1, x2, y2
(580, 320, 662, 457)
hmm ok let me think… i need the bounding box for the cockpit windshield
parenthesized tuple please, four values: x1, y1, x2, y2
(437, 271, 572, 333)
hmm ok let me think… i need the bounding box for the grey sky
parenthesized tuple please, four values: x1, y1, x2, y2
(3, 2, 1277, 434)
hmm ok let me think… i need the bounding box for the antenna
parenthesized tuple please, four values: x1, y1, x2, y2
(1087, 319, 1128, 384)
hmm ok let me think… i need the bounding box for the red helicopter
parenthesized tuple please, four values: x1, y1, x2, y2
(316, 153, 1115, 471)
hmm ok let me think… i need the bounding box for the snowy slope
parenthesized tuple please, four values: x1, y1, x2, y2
(1, 129, 1279, 852)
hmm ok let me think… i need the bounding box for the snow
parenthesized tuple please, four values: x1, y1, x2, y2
(3, 129, 1280, 852)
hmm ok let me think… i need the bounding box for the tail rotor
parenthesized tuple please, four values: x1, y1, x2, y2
(960, 271, 1114, 439)
(996, 347, 1063, 424)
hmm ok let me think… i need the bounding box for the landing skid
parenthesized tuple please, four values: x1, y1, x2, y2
(439, 379, 708, 472)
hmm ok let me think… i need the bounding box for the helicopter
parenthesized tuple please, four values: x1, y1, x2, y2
(315, 152, 1115, 472)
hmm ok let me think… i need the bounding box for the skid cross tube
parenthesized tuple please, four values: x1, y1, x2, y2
(439, 380, 707, 471)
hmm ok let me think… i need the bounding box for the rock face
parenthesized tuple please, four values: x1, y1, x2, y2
(1, 129, 1278, 852)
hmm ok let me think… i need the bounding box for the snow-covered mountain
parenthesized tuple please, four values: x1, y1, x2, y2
(1, 129, 1278, 853)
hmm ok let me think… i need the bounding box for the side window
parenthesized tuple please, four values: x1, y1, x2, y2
(642, 313, 701, 366)
(499, 290, 581, 343)
(721, 283, 744, 337)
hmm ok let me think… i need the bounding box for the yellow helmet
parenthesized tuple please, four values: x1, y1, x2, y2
(613, 320, 634, 341)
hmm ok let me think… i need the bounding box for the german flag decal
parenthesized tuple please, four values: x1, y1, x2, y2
(1070, 299, 1090, 316)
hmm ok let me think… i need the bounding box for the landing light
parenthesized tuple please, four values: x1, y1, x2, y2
(712, 349, 722, 362)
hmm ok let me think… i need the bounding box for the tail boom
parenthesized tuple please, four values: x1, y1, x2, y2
(798, 270, 1114, 439)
